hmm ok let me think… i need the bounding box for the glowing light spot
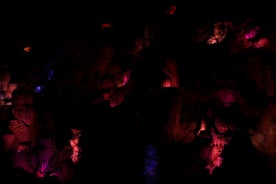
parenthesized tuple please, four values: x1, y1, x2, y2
(162, 79, 172, 88)
(207, 36, 219, 44)
(101, 23, 113, 30)
(70, 128, 82, 164)
(117, 70, 132, 87)
(244, 26, 261, 40)
(197, 119, 207, 136)
(23, 46, 32, 52)
(167, 5, 177, 15)
(144, 144, 159, 184)
(254, 38, 269, 48)
(35, 85, 44, 93)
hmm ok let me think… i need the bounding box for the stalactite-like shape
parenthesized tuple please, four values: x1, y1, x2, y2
(70, 128, 82, 164)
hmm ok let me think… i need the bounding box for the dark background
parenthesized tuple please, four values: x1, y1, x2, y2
(5, 1, 276, 34)
(2, 0, 276, 56)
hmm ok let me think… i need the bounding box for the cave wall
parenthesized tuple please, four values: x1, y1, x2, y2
(1, 2, 276, 183)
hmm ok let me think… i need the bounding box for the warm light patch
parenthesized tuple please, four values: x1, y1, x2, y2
(254, 38, 269, 48)
(117, 70, 132, 88)
(162, 59, 179, 88)
(197, 119, 207, 136)
(70, 128, 82, 164)
(101, 23, 113, 30)
(207, 22, 228, 44)
(244, 26, 261, 40)
(166, 5, 177, 15)
(23, 46, 32, 52)
(162, 79, 172, 88)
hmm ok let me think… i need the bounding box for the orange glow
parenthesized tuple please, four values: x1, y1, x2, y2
(70, 128, 82, 164)
(197, 119, 207, 136)
(23, 46, 32, 52)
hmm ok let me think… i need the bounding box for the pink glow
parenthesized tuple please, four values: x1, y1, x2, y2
(162, 79, 172, 88)
(70, 128, 82, 164)
(121, 70, 131, 87)
(207, 120, 233, 174)
(216, 89, 237, 107)
(244, 26, 261, 40)
(162, 59, 179, 88)
(103, 92, 113, 101)
(196, 119, 206, 136)
(205, 128, 226, 174)
(167, 5, 177, 15)
(36, 171, 45, 178)
(109, 88, 126, 107)
(2, 133, 17, 150)
(207, 36, 219, 44)
(254, 38, 269, 48)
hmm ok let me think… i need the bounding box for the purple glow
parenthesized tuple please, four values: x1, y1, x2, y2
(35, 85, 44, 93)
(36, 138, 57, 177)
(35, 86, 42, 93)
(144, 144, 159, 184)
(48, 69, 54, 81)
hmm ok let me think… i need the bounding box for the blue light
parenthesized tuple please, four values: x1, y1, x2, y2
(35, 85, 44, 93)
(144, 144, 159, 184)
(48, 69, 54, 81)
